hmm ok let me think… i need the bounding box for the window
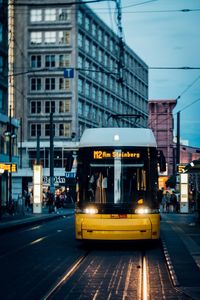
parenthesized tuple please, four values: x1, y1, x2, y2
(92, 107, 97, 119)
(99, 49, 103, 63)
(104, 34, 108, 47)
(85, 82, 90, 97)
(59, 100, 70, 113)
(59, 8, 70, 21)
(45, 124, 55, 136)
(78, 55, 83, 69)
(44, 9, 56, 21)
(45, 55, 56, 67)
(44, 31, 56, 44)
(31, 78, 41, 91)
(92, 44, 97, 58)
(31, 101, 41, 114)
(59, 123, 70, 136)
(59, 54, 70, 67)
(85, 60, 90, 76)
(45, 101, 55, 114)
(78, 101, 83, 115)
(92, 23, 97, 36)
(45, 78, 55, 90)
(78, 79, 83, 94)
(30, 32, 42, 44)
(85, 104, 90, 118)
(85, 17, 90, 30)
(98, 89, 103, 103)
(98, 29, 103, 42)
(78, 33, 83, 48)
(58, 31, 70, 44)
(31, 55, 41, 68)
(54, 149, 62, 167)
(92, 86, 97, 100)
(105, 93, 108, 106)
(59, 78, 70, 91)
(30, 9, 42, 22)
(78, 10, 83, 25)
(31, 124, 41, 137)
(85, 38, 90, 53)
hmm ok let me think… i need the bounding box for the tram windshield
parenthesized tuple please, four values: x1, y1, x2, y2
(77, 147, 158, 207)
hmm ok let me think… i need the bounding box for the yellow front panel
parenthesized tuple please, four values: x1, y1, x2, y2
(75, 213, 160, 240)
(82, 217, 151, 231)
(82, 229, 151, 240)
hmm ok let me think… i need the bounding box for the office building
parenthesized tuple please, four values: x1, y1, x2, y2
(13, 0, 149, 195)
(0, 0, 19, 210)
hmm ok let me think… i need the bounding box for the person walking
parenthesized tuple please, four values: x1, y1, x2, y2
(165, 191, 171, 213)
(170, 191, 178, 213)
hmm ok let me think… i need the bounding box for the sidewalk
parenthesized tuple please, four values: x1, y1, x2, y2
(0, 206, 75, 233)
(161, 212, 200, 300)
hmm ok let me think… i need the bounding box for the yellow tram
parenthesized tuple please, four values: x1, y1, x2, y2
(75, 128, 165, 241)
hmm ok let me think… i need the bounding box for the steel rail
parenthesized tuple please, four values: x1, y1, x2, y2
(42, 252, 89, 300)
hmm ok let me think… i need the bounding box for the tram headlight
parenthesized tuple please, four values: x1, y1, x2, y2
(135, 207, 149, 214)
(84, 207, 98, 214)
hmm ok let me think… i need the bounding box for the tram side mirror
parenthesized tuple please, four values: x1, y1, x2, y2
(157, 150, 166, 172)
(65, 153, 74, 171)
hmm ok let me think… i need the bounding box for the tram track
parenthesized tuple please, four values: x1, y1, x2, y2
(42, 251, 90, 300)
(42, 245, 150, 300)
(42, 240, 194, 300)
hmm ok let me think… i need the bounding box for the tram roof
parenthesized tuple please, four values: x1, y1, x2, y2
(79, 128, 157, 148)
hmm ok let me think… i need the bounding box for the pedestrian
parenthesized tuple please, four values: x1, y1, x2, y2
(161, 193, 167, 213)
(55, 194, 61, 213)
(47, 192, 54, 213)
(170, 191, 178, 213)
(24, 190, 30, 212)
(165, 191, 171, 213)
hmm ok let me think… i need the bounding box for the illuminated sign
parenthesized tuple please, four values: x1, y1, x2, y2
(177, 164, 186, 173)
(0, 163, 17, 173)
(33, 165, 42, 204)
(93, 150, 140, 159)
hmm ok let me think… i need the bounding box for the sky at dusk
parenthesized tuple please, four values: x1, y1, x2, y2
(88, 0, 200, 148)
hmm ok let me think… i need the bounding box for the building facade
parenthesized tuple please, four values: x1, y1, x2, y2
(148, 99, 177, 178)
(0, 0, 19, 212)
(13, 0, 149, 196)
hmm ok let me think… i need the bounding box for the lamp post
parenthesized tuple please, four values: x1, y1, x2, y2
(4, 105, 16, 206)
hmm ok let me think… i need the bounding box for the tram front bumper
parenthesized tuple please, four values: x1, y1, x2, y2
(75, 214, 160, 240)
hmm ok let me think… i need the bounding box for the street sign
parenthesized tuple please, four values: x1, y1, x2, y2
(64, 68, 74, 78)
(65, 172, 76, 178)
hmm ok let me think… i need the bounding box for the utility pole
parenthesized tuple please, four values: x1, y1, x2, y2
(8, 105, 12, 205)
(176, 111, 180, 167)
(49, 112, 54, 194)
(20, 117, 23, 168)
(36, 134, 40, 164)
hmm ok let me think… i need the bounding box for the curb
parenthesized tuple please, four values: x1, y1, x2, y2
(0, 211, 74, 234)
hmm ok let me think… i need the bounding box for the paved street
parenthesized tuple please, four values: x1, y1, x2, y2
(1, 210, 200, 299)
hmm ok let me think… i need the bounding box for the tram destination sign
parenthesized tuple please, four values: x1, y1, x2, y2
(93, 150, 140, 159)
